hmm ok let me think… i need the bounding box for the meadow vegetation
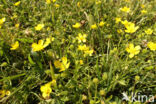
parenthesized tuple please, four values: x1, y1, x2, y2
(0, 0, 156, 104)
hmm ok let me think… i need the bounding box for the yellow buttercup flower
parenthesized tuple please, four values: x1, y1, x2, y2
(121, 20, 139, 33)
(51, 79, 57, 86)
(0, 90, 6, 98)
(32, 38, 52, 52)
(15, 24, 19, 28)
(120, 6, 130, 13)
(78, 44, 88, 51)
(91, 24, 97, 29)
(47, 27, 50, 31)
(147, 42, 156, 51)
(11, 14, 18, 20)
(125, 23, 139, 34)
(0, 17, 6, 25)
(53, 0, 56, 3)
(54, 60, 62, 69)
(110, 48, 117, 54)
(99, 21, 105, 27)
(76, 33, 87, 43)
(55, 4, 60, 8)
(60, 57, 70, 72)
(141, 4, 145, 8)
(14, 1, 21, 6)
(35, 24, 44, 31)
(77, 2, 80, 7)
(115, 18, 121, 23)
(46, 0, 51, 4)
(79, 60, 84, 65)
(96, 1, 101, 5)
(54, 57, 70, 72)
(145, 28, 153, 35)
(125, 0, 130, 2)
(141, 10, 147, 14)
(5, 91, 11, 96)
(72, 23, 81, 28)
(43, 38, 52, 47)
(40, 82, 52, 99)
(117, 29, 123, 34)
(126, 43, 141, 58)
(121, 20, 131, 27)
(10, 41, 19, 50)
(32, 40, 44, 52)
(121, 20, 129, 25)
(84, 49, 94, 56)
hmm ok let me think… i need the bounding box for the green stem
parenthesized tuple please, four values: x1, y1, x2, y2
(94, 84, 98, 102)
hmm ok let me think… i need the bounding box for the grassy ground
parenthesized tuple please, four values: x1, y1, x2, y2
(0, 0, 156, 104)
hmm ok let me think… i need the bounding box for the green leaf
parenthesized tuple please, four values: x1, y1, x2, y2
(50, 61, 55, 80)
(0, 49, 3, 56)
(28, 54, 35, 65)
(0, 73, 26, 82)
(118, 80, 126, 86)
(17, 38, 33, 43)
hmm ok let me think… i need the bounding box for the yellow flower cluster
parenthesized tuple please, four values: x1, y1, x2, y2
(46, 0, 56, 4)
(0, 90, 10, 98)
(10, 38, 54, 51)
(40, 80, 56, 99)
(145, 28, 153, 35)
(78, 44, 94, 56)
(120, 6, 130, 13)
(91, 21, 105, 29)
(126, 40, 155, 58)
(54, 57, 70, 72)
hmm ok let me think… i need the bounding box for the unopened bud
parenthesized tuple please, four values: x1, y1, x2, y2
(93, 78, 99, 84)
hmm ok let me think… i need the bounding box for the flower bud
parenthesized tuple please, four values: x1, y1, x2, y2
(90, 100, 95, 104)
(93, 78, 99, 84)
(82, 94, 87, 101)
(99, 89, 105, 96)
(102, 73, 108, 80)
(135, 76, 140, 82)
